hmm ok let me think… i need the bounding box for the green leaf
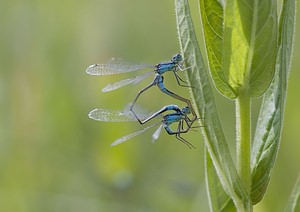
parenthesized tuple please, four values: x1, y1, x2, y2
(285, 175, 300, 212)
(223, 0, 277, 97)
(251, 0, 296, 204)
(175, 0, 251, 210)
(205, 150, 235, 212)
(199, 0, 236, 99)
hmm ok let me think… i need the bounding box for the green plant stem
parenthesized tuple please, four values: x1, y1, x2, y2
(236, 91, 251, 194)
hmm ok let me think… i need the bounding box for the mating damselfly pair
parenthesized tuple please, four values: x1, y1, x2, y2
(86, 54, 199, 148)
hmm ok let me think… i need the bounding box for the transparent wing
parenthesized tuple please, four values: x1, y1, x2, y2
(152, 124, 163, 142)
(88, 108, 137, 122)
(111, 123, 158, 146)
(102, 71, 153, 92)
(88, 106, 153, 122)
(86, 58, 155, 75)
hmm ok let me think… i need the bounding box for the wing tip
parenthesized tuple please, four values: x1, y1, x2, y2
(85, 64, 100, 75)
(88, 109, 99, 120)
(101, 87, 110, 92)
(110, 140, 120, 146)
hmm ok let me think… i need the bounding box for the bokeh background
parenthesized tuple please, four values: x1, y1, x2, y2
(0, 0, 299, 211)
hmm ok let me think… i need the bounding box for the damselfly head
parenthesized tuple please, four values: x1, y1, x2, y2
(181, 106, 191, 115)
(172, 53, 183, 63)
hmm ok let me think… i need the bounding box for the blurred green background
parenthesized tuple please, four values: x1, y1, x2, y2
(0, 0, 299, 211)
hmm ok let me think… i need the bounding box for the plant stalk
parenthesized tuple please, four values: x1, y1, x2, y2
(236, 91, 251, 194)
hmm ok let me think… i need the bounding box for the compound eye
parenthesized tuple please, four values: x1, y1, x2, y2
(172, 54, 179, 61)
(182, 106, 191, 114)
(176, 54, 183, 62)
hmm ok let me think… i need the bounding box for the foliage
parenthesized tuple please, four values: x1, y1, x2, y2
(175, 0, 297, 211)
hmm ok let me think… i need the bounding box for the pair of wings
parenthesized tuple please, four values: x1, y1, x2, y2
(86, 58, 177, 145)
(88, 107, 163, 146)
(85, 59, 156, 92)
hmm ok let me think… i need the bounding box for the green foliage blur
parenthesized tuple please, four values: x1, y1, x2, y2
(0, 0, 299, 211)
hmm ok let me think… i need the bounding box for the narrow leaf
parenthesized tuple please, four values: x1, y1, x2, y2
(199, 0, 236, 99)
(223, 0, 277, 97)
(285, 174, 300, 212)
(175, 0, 251, 210)
(251, 0, 296, 204)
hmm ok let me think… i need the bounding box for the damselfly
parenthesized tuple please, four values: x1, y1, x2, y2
(89, 104, 197, 149)
(85, 54, 197, 124)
